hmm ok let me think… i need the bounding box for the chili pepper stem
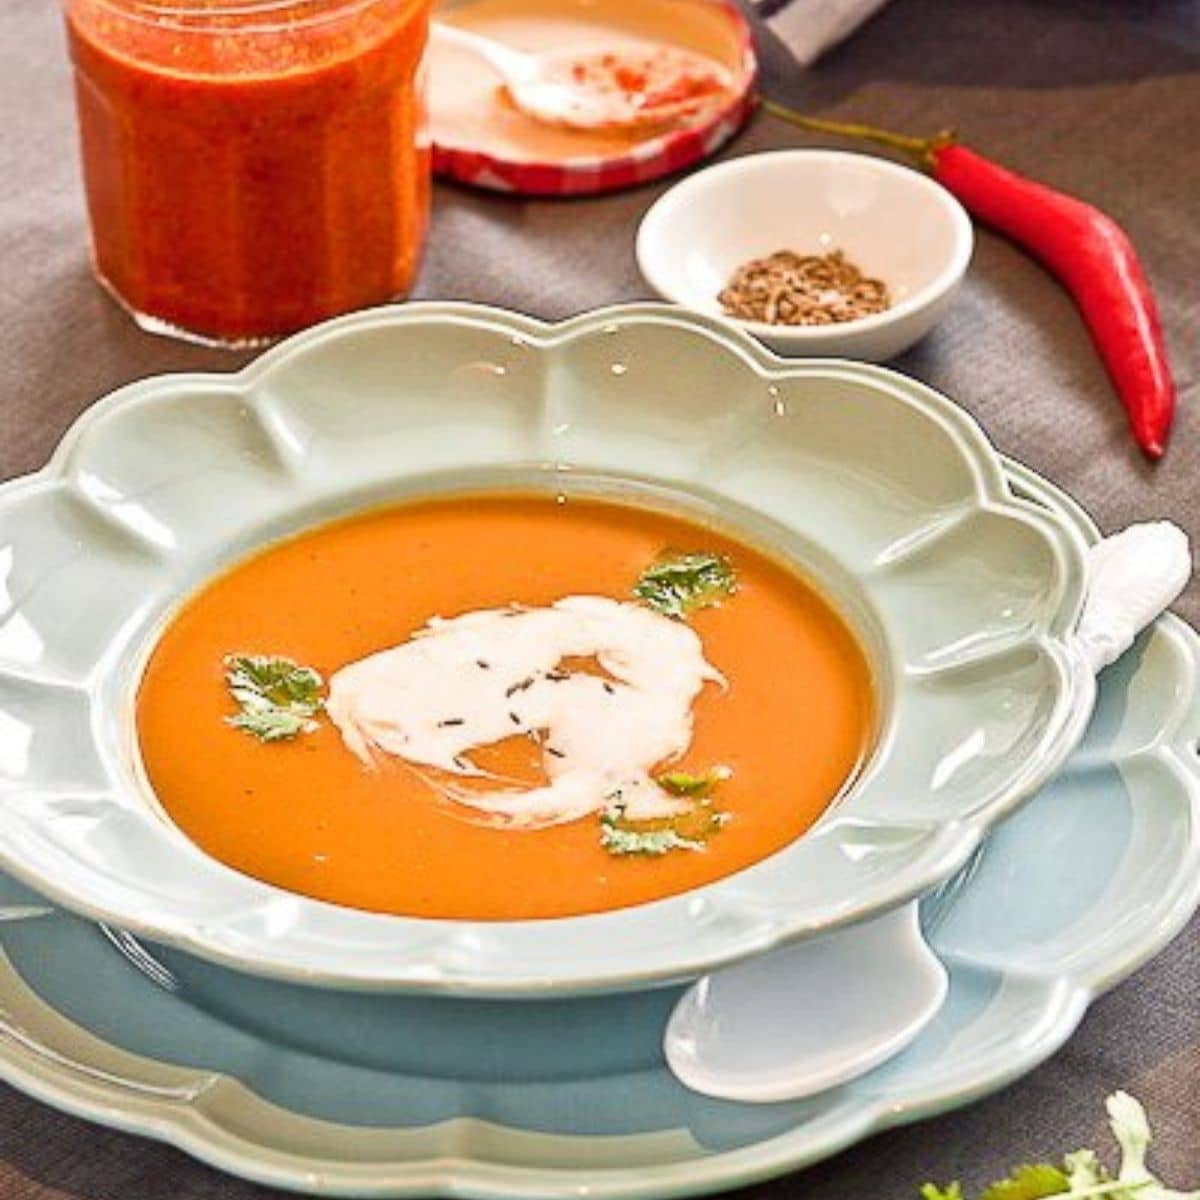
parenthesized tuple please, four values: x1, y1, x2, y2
(759, 98, 953, 171)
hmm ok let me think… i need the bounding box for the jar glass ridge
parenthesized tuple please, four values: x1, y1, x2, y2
(63, 0, 433, 346)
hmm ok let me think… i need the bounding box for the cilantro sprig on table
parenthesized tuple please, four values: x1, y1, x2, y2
(223, 654, 325, 742)
(922, 1093, 1197, 1200)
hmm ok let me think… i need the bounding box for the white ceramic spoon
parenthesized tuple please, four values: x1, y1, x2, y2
(430, 22, 730, 132)
(666, 902, 946, 1103)
(666, 521, 1191, 1103)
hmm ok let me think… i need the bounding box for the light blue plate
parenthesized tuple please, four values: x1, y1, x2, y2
(0, 461, 1194, 1198)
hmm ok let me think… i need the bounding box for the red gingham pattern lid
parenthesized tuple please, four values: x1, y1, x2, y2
(431, 1, 758, 197)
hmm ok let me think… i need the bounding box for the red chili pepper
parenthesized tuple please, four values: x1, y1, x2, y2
(762, 102, 1176, 459)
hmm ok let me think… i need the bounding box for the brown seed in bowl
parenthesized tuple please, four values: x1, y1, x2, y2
(718, 249, 891, 326)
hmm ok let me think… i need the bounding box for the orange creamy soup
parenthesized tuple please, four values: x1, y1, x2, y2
(137, 495, 874, 920)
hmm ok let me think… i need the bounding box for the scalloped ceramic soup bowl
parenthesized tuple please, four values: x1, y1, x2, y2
(0, 304, 1093, 996)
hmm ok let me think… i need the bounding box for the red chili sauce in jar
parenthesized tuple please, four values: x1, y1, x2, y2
(64, 0, 431, 345)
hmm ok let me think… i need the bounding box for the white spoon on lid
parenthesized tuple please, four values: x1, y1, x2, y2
(430, 22, 731, 133)
(666, 521, 1191, 1103)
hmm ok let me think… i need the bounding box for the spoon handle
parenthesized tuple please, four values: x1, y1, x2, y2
(1073, 522, 1191, 674)
(428, 22, 534, 83)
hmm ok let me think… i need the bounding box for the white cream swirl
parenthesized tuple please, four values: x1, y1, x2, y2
(326, 596, 723, 827)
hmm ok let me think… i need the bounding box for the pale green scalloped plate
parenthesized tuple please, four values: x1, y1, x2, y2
(0, 304, 1091, 995)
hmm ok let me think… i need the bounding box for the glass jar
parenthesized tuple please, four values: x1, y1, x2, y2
(63, 0, 432, 346)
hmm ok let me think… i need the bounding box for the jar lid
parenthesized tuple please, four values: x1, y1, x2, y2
(428, 0, 757, 196)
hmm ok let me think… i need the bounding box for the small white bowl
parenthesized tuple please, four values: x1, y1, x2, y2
(636, 149, 973, 361)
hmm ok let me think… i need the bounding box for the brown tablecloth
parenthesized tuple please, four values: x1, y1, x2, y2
(1, 0, 1198, 1194)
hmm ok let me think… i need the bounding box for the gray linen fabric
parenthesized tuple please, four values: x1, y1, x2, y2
(0, 0, 1196, 1194)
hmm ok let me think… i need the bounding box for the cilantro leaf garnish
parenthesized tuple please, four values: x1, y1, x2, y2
(600, 769, 731, 857)
(656, 766, 731, 797)
(227, 706, 316, 743)
(599, 813, 705, 857)
(224, 654, 324, 743)
(226, 654, 323, 710)
(921, 1093, 1196, 1200)
(633, 551, 737, 619)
